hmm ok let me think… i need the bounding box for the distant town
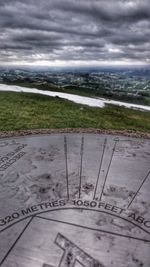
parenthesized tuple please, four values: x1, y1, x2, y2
(0, 67, 150, 105)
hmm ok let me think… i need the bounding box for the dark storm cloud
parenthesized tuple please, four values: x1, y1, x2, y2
(57, 0, 150, 23)
(0, 0, 150, 65)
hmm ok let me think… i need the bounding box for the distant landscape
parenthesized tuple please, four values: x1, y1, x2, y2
(0, 0, 150, 134)
(0, 67, 150, 133)
(1, 66, 150, 106)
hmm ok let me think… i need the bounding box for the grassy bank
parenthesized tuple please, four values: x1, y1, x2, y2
(0, 92, 150, 132)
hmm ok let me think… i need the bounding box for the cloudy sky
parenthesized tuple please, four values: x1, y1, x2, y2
(0, 0, 150, 67)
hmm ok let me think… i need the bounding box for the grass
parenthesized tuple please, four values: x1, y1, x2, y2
(0, 92, 150, 132)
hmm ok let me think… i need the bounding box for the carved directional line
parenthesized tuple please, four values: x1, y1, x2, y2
(36, 216, 150, 243)
(43, 265, 54, 267)
(79, 135, 84, 199)
(43, 264, 54, 267)
(93, 138, 107, 200)
(127, 169, 150, 209)
(99, 140, 118, 201)
(64, 136, 69, 200)
(0, 216, 34, 266)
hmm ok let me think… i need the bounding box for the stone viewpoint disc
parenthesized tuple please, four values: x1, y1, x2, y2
(0, 133, 150, 267)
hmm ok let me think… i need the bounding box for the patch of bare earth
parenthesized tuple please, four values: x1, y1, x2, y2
(0, 128, 149, 139)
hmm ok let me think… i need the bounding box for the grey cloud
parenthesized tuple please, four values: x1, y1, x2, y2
(0, 0, 149, 65)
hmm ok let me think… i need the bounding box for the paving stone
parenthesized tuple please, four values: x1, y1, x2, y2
(0, 134, 149, 266)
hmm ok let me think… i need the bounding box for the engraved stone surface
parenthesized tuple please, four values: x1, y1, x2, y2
(0, 134, 150, 266)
